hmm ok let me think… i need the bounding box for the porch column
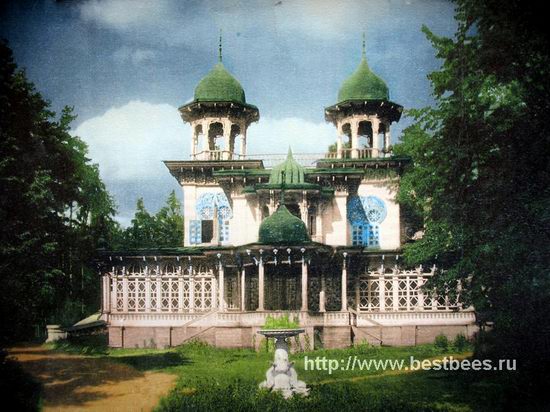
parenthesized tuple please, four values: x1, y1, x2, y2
(189, 265, 195, 312)
(240, 267, 246, 311)
(102, 275, 111, 313)
(218, 263, 225, 312)
(351, 120, 359, 159)
(110, 275, 117, 312)
(372, 119, 380, 157)
(222, 119, 231, 159)
(384, 124, 391, 154)
(257, 257, 265, 311)
(122, 276, 129, 312)
(301, 259, 308, 311)
(240, 125, 247, 157)
(341, 253, 348, 311)
(319, 273, 326, 313)
(355, 275, 360, 312)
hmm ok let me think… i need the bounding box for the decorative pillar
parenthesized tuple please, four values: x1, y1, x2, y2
(240, 124, 247, 157)
(384, 123, 391, 154)
(300, 192, 308, 223)
(319, 273, 326, 313)
(156, 275, 162, 312)
(301, 258, 308, 312)
(355, 275, 360, 312)
(392, 274, 399, 311)
(372, 119, 380, 157)
(351, 121, 359, 159)
(102, 275, 111, 314)
(223, 120, 231, 159)
(218, 262, 225, 312)
(178, 275, 184, 312)
(189, 265, 195, 312)
(122, 276, 129, 312)
(240, 267, 246, 311)
(191, 124, 198, 158)
(378, 275, 385, 311)
(341, 253, 348, 311)
(111, 276, 117, 312)
(257, 255, 265, 311)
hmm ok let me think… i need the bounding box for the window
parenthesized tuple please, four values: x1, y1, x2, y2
(201, 220, 213, 243)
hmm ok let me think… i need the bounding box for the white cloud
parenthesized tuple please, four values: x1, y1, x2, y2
(77, 0, 397, 46)
(73, 101, 334, 182)
(73, 102, 336, 222)
(79, 0, 172, 30)
(73, 100, 189, 182)
(112, 46, 156, 64)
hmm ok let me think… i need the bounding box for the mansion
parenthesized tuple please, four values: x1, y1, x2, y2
(99, 40, 476, 349)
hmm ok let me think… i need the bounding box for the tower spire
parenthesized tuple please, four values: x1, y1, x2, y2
(361, 31, 366, 59)
(218, 29, 223, 63)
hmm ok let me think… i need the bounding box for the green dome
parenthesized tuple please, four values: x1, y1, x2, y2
(337, 57, 389, 103)
(269, 148, 305, 185)
(258, 205, 310, 245)
(194, 63, 246, 104)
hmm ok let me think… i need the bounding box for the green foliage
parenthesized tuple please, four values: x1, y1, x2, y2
(434, 334, 449, 351)
(262, 314, 300, 330)
(0, 41, 118, 343)
(393, 0, 550, 395)
(115, 190, 184, 249)
(452, 334, 469, 352)
(49, 334, 108, 356)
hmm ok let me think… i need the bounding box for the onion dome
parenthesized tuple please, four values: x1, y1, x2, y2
(194, 62, 246, 105)
(258, 205, 310, 245)
(337, 34, 389, 104)
(337, 57, 389, 103)
(269, 148, 305, 185)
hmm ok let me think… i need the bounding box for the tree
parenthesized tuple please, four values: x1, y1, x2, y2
(117, 191, 184, 249)
(0, 41, 118, 343)
(394, 0, 550, 399)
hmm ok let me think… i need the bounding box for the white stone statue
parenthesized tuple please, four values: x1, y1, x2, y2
(259, 331, 309, 398)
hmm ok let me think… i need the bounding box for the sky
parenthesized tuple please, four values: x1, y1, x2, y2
(1, 0, 457, 225)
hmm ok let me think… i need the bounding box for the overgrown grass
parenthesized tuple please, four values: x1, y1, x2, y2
(48, 336, 522, 411)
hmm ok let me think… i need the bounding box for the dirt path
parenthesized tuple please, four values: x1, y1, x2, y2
(8, 345, 177, 412)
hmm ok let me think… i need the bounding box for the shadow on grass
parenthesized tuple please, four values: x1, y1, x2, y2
(113, 351, 192, 371)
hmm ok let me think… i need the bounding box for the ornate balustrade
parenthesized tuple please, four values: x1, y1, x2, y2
(192, 150, 247, 161)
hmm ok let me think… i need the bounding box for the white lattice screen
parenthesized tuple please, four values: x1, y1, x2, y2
(109, 265, 215, 313)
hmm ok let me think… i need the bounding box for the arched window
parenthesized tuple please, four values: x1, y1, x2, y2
(189, 192, 232, 244)
(347, 195, 386, 247)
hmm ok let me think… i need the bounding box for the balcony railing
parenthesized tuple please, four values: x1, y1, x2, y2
(325, 148, 383, 159)
(192, 150, 247, 161)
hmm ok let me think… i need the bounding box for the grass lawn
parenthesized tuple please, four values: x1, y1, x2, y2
(49, 336, 519, 411)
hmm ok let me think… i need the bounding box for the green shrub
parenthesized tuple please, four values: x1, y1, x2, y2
(434, 334, 449, 351)
(51, 333, 108, 356)
(263, 314, 300, 330)
(452, 334, 469, 351)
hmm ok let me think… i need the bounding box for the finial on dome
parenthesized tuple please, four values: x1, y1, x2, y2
(218, 29, 223, 62)
(362, 32, 366, 59)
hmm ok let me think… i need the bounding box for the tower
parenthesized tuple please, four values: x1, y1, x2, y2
(325, 34, 402, 159)
(179, 33, 259, 160)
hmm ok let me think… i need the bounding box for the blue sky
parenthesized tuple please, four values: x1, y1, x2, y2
(1, 0, 457, 225)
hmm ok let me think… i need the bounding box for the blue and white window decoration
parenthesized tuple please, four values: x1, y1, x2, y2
(347, 195, 387, 247)
(189, 192, 232, 244)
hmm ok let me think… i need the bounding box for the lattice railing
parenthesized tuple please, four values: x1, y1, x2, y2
(356, 270, 461, 312)
(108, 265, 216, 313)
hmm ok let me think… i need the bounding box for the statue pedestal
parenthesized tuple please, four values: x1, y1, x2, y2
(258, 329, 309, 398)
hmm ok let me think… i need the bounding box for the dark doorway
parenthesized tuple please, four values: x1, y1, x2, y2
(201, 220, 213, 243)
